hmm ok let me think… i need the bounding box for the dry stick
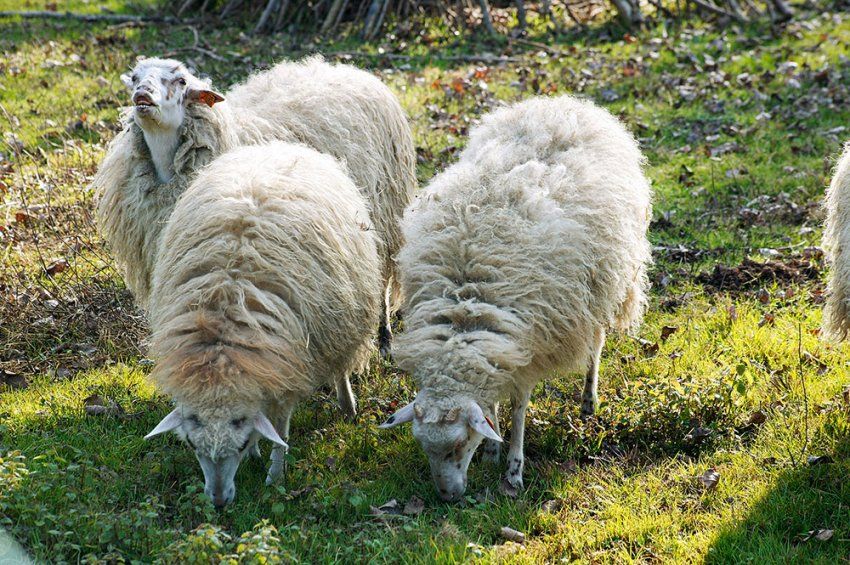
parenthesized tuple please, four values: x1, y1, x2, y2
(362, 0, 382, 38)
(725, 0, 749, 21)
(563, 1, 586, 28)
(515, 0, 527, 30)
(477, 0, 496, 35)
(327, 50, 520, 62)
(768, 0, 793, 21)
(0, 10, 192, 24)
(254, 0, 279, 33)
(321, 0, 346, 32)
(688, 0, 743, 21)
(797, 323, 810, 464)
(220, 0, 245, 19)
(274, 0, 291, 31)
(177, 0, 198, 17)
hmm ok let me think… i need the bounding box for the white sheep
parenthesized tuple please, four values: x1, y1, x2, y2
(143, 141, 382, 507)
(380, 95, 653, 501)
(93, 56, 416, 353)
(823, 143, 850, 339)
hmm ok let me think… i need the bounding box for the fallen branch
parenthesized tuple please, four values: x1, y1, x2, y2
(688, 0, 745, 21)
(0, 10, 191, 24)
(326, 50, 520, 63)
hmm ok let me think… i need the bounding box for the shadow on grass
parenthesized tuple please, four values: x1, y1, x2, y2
(707, 452, 850, 563)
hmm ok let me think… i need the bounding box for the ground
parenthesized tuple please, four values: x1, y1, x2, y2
(1, 1, 850, 562)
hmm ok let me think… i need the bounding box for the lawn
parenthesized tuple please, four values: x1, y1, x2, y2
(2, 1, 850, 562)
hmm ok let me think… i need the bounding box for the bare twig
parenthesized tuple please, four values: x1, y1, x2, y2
(688, 0, 744, 21)
(477, 0, 496, 35)
(327, 50, 520, 62)
(0, 10, 191, 24)
(254, 0, 279, 33)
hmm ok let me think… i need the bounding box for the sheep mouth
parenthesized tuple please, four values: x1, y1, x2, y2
(132, 94, 157, 109)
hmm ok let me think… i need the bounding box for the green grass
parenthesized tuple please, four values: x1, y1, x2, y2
(2, 1, 850, 562)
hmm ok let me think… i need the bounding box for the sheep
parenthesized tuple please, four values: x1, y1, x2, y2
(143, 141, 382, 507)
(823, 143, 850, 340)
(380, 95, 653, 501)
(92, 56, 416, 354)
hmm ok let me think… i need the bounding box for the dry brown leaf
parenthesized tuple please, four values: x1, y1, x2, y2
(698, 468, 720, 491)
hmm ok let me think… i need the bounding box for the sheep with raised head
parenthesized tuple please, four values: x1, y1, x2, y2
(93, 56, 415, 353)
(143, 141, 382, 507)
(823, 144, 850, 339)
(380, 95, 653, 501)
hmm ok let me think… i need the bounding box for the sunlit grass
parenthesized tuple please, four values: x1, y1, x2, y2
(2, 1, 850, 562)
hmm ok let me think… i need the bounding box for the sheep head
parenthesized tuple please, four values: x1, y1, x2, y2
(120, 58, 224, 133)
(145, 404, 287, 508)
(379, 391, 502, 501)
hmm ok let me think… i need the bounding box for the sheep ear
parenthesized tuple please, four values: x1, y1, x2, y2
(144, 409, 183, 440)
(378, 402, 415, 429)
(120, 73, 133, 89)
(187, 88, 225, 108)
(254, 413, 288, 449)
(467, 403, 502, 443)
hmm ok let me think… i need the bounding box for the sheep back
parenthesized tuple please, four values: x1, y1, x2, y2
(148, 142, 382, 407)
(226, 55, 417, 305)
(824, 144, 850, 340)
(93, 105, 238, 307)
(394, 95, 652, 401)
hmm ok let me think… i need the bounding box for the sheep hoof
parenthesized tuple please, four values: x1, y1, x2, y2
(250, 443, 262, 459)
(580, 399, 597, 419)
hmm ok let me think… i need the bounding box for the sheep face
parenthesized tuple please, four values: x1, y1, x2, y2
(145, 407, 287, 508)
(380, 394, 502, 501)
(120, 58, 224, 133)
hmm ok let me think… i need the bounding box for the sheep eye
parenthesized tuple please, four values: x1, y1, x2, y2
(231, 417, 246, 427)
(131, 75, 138, 82)
(187, 414, 202, 426)
(176, 77, 186, 86)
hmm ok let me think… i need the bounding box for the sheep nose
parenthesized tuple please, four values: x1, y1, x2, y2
(438, 485, 464, 502)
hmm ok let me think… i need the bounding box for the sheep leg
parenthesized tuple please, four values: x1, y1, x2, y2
(580, 326, 605, 418)
(482, 402, 501, 464)
(335, 374, 357, 419)
(503, 389, 531, 492)
(378, 283, 393, 358)
(265, 400, 296, 485)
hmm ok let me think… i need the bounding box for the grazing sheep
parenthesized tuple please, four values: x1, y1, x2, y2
(380, 96, 653, 501)
(823, 143, 850, 339)
(144, 141, 382, 507)
(93, 56, 415, 353)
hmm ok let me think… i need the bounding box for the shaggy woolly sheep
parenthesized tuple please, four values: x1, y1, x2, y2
(823, 143, 850, 339)
(380, 95, 653, 500)
(144, 141, 382, 507)
(93, 56, 415, 353)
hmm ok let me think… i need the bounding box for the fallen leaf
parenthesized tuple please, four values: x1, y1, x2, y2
(403, 495, 425, 516)
(747, 410, 767, 426)
(500, 478, 519, 499)
(637, 338, 659, 357)
(797, 528, 834, 543)
(807, 455, 833, 466)
(540, 499, 562, 513)
(45, 259, 68, 277)
(698, 468, 720, 491)
(0, 370, 28, 390)
(660, 325, 679, 342)
(499, 526, 526, 544)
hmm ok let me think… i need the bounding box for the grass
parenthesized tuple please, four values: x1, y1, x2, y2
(2, 1, 850, 562)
